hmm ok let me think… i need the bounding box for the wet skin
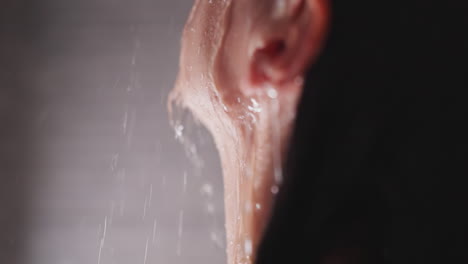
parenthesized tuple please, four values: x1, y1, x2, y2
(169, 0, 328, 263)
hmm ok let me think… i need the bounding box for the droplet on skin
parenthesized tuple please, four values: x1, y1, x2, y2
(274, 167, 283, 185)
(267, 87, 278, 99)
(244, 238, 253, 256)
(247, 98, 262, 113)
(271, 185, 279, 194)
(255, 203, 262, 210)
(294, 76, 304, 86)
(245, 168, 253, 179)
(245, 201, 253, 213)
(253, 179, 262, 191)
(273, 0, 287, 18)
(246, 112, 257, 125)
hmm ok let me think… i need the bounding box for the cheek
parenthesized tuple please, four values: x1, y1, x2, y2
(178, 81, 219, 129)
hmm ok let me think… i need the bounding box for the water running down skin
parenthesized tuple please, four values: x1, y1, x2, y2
(169, 0, 328, 263)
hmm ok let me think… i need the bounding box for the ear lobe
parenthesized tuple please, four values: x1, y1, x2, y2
(247, 0, 329, 91)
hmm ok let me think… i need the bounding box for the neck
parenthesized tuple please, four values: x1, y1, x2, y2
(211, 97, 293, 264)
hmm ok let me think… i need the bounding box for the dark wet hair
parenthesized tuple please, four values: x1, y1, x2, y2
(257, 1, 468, 263)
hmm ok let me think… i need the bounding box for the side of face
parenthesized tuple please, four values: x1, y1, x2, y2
(172, 0, 328, 131)
(170, 0, 329, 263)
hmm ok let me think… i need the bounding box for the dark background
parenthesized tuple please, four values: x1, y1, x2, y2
(1, 1, 225, 263)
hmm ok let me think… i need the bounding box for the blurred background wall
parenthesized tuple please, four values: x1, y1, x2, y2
(1, 1, 225, 263)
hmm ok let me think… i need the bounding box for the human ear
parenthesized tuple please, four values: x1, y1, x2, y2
(247, 0, 329, 92)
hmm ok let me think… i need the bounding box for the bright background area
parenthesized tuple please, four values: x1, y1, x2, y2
(1, 1, 225, 263)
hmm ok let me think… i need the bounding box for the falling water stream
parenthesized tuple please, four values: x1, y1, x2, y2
(11, 1, 291, 264)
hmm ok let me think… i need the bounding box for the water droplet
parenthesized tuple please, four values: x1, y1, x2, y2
(122, 111, 128, 134)
(143, 237, 149, 264)
(183, 171, 188, 193)
(152, 220, 157, 244)
(247, 98, 262, 113)
(273, 0, 287, 18)
(246, 112, 257, 126)
(244, 238, 253, 256)
(201, 183, 214, 197)
(274, 167, 283, 185)
(210, 231, 224, 248)
(174, 124, 184, 141)
(142, 197, 148, 219)
(97, 217, 107, 264)
(110, 153, 119, 171)
(177, 211, 184, 256)
(245, 201, 252, 213)
(206, 202, 215, 214)
(267, 87, 278, 99)
(294, 76, 304, 86)
(271, 185, 279, 194)
(255, 203, 262, 210)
